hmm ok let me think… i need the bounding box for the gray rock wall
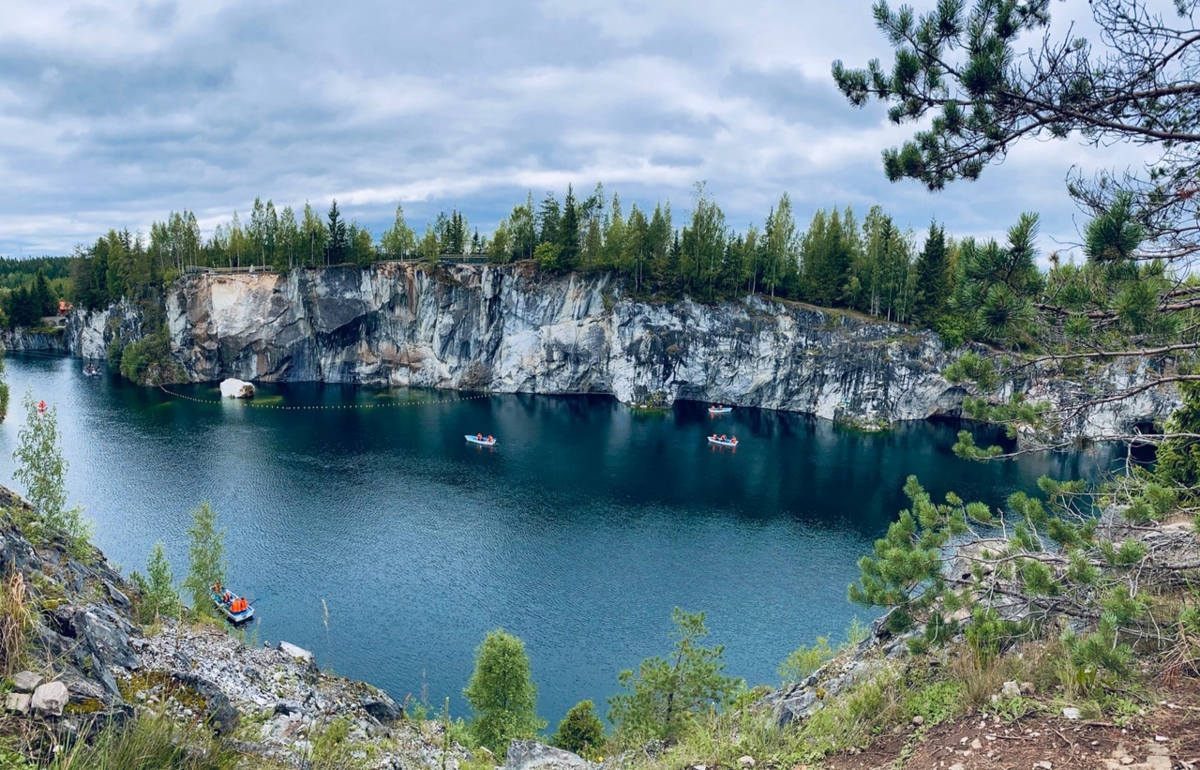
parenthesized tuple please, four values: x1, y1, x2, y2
(159, 263, 1178, 437)
(1, 263, 1181, 439)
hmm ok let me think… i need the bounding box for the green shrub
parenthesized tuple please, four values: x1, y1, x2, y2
(12, 394, 90, 554)
(778, 636, 835, 683)
(130, 542, 180, 624)
(49, 711, 233, 769)
(551, 700, 605, 760)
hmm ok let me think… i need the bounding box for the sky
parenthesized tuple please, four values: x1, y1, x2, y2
(0, 0, 1160, 260)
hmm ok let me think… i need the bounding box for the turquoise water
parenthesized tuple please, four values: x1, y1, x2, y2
(0, 353, 1118, 725)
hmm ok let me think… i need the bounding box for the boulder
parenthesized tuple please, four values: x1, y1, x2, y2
(219, 378, 256, 399)
(31, 681, 69, 716)
(5, 693, 31, 714)
(278, 641, 314, 664)
(362, 698, 402, 723)
(505, 740, 591, 770)
(12, 671, 42, 693)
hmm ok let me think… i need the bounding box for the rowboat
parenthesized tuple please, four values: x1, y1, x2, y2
(210, 587, 255, 624)
(707, 436, 739, 447)
(83, 365, 101, 377)
(465, 435, 497, 446)
(708, 405, 732, 415)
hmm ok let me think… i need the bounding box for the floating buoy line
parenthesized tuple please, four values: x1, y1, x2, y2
(157, 385, 493, 411)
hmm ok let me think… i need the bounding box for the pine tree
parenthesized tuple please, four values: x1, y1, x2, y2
(326, 200, 348, 265)
(132, 542, 180, 622)
(608, 608, 741, 746)
(559, 185, 580, 269)
(912, 222, 950, 325)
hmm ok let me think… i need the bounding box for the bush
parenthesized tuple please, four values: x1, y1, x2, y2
(118, 327, 182, 385)
(552, 700, 605, 760)
(462, 629, 545, 756)
(778, 636, 835, 683)
(50, 711, 233, 769)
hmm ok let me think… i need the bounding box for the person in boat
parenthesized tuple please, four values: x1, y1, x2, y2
(476, 433, 483, 440)
(212, 582, 221, 595)
(222, 590, 232, 605)
(731, 436, 738, 444)
(720, 434, 727, 440)
(487, 435, 494, 442)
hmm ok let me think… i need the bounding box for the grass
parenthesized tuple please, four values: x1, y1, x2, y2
(1, 570, 32, 677)
(48, 712, 236, 770)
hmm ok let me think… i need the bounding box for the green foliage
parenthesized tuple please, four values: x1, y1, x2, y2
(132, 542, 180, 624)
(462, 629, 545, 756)
(309, 717, 367, 770)
(778, 636, 835, 683)
(551, 700, 605, 760)
(964, 607, 1024, 668)
(48, 711, 234, 769)
(1154, 381, 1200, 498)
(0, 350, 9, 422)
(942, 352, 999, 392)
(608, 608, 742, 747)
(181, 502, 226, 616)
(12, 394, 90, 552)
(849, 477, 985, 615)
(118, 325, 181, 385)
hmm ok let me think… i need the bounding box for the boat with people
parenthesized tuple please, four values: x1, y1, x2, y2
(209, 583, 255, 624)
(83, 364, 101, 377)
(707, 433, 739, 447)
(708, 404, 733, 415)
(465, 434, 497, 446)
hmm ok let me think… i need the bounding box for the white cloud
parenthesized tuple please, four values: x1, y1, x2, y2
(0, 0, 1179, 261)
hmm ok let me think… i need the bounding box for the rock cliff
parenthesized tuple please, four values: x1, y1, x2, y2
(4, 263, 1181, 438)
(158, 263, 1176, 438)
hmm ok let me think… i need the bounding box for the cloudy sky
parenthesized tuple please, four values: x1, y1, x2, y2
(0, 0, 1154, 259)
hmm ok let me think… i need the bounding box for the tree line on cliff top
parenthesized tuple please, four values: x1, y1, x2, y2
(63, 186, 1004, 345)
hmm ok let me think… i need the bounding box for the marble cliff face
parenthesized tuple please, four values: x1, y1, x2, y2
(36, 262, 1177, 437)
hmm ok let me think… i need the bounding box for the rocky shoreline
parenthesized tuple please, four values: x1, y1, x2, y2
(0, 485, 468, 769)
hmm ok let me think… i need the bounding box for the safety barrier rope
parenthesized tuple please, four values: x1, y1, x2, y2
(157, 385, 493, 410)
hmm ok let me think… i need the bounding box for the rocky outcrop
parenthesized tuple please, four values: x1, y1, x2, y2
(0, 485, 465, 768)
(64, 299, 145, 360)
(506, 740, 593, 770)
(0, 328, 67, 352)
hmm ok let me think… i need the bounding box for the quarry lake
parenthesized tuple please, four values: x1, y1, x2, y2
(0, 353, 1120, 725)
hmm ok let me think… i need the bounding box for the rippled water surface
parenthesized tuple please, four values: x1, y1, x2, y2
(0, 353, 1119, 724)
